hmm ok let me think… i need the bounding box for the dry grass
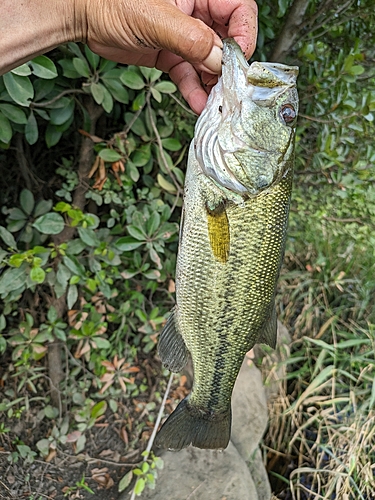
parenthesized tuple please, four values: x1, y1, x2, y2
(262, 321, 375, 500)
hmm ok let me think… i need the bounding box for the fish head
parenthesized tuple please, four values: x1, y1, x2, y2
(195, 38, 299, 197)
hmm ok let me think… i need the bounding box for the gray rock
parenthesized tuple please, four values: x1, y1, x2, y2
(248, 448, 272, 500)
(139, 442, 259, 500)
(231, 359, 268, 460)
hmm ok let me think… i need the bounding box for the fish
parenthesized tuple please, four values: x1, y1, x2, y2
(155, 38, 299, 451)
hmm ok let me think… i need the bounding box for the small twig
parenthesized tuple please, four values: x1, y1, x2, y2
(123, 102, 147, 136)
(30, 89, 85, 108)
(0, 478, 13, 496)
(58, 449, 138, 467)
(145, 372, 174, 457)
(145, 93, 183, 203)
(169, 93, 198, 116)
(186, 481, 205, 499)
(129, 372, 174, 500)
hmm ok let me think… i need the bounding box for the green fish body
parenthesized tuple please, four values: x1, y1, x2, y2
(156, 39, 299, 451)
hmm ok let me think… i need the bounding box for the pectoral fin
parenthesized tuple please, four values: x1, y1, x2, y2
(158, 308, 189, 372)
(258, 303, 277, 349)
(206, 202, 230, 263)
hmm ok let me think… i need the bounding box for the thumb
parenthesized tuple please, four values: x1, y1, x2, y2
(135, 2, 223, 73)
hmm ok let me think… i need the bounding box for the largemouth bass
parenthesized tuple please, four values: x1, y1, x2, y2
(155, 39, 298, 451)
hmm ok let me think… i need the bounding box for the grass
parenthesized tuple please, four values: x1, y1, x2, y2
(262, 189, 375, 500)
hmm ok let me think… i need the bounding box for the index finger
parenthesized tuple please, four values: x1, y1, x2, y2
(205, 0, 258, 59)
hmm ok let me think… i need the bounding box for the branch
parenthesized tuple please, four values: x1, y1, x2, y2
(30, 89, 85, 109)
(270, 0, 312, 62)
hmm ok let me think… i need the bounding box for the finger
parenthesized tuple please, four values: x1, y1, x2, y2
(226, 2, 258, 59)
(134, 2, 223, 71)
(203, 0, 258, 59)
(201, 72, 218, 87)
(168, 59, 208, 115)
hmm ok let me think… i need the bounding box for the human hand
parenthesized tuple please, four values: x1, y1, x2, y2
(77, 0, 258, 114)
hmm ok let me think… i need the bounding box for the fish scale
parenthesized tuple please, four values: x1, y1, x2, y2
(155, 38, 298, 451)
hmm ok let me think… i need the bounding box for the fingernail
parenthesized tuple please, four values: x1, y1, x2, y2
(202, 45, 223, 74)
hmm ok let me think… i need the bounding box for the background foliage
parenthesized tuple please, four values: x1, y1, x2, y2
(0, 0, 374, 498)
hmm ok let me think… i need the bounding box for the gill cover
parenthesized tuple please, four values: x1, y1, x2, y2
(194, 39, 299, 197)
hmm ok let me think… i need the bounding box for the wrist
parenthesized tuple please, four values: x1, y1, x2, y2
(0, 0, 87, 75)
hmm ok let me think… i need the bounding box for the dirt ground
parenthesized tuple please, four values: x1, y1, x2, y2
(0, 422, 141, 500)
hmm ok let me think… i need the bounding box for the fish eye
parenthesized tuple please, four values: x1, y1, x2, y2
(280, 104, 296, 124)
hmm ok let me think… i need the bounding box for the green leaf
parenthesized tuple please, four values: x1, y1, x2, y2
(68, 42, 86, 59)
(134, 478, 145, 496)
(127, 226, 146, 241)
(45, 123, 62, 148)
(25, 111, 38, 145)
(63, 256, 85, 277)
(101, 86, 113, 113)
(277, 0, 289, 17)
(34, 199, 53, 217)
(118, 471, 133, 492)
(20, 189, 35, 215)
(77, 227, 99, 247)
(124, 112, 147, 136)
(58, 59, 81, 79)
(49, 99, 75, 125)
(150, 87, 162, 103)
(149, 68, 163, 83)
(98, 149, 122, 162)
(33, 213, 64, 234)
(132, 91, 145, 110)
(3, 72, 34, 106)
(67, 284, 78, 309)
(84, 46, 100, 70)
(11, 64, 32, 76)
(47, 306, 58, 323)
(103, 79, 129, 104)
(146, 212, 160, 236)
(0, 112, 12, 144)
(93, 337, 111, 349)
(90, 82, 105, 105)
(349, 65, 365, 76)
(153, 81, 177, 94)
(161, 138, 182, 151)
(30, 267, 46, 284)
(115, 236, 143, 252)
(0, 265, 27, 295)
(72, 57, 91, 78)
(30, 56, 58, 79)
(132, 144, 151, 166)
(157, 173, 177, 194)
(0, 226, 17, 249)
(91, 401, 107, 419)
(0, 103, 27, 124)
(120, 70, 145, 90)
(126, 161, 140, 182)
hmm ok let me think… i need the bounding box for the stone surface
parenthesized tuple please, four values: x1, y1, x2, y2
(139, 442, 259, 500)
(231, 359, 268, 460)
(248, 448, 272, 500)
(127, 359, 272, 500)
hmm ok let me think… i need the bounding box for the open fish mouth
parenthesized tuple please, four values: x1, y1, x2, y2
(195, 39, 299, 198)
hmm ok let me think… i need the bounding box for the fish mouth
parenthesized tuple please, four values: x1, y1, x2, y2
(221, 38, 298, 108)
(194, 38, 299, 199)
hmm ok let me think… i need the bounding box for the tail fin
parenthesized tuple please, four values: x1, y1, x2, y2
(154, 397, 231, 451)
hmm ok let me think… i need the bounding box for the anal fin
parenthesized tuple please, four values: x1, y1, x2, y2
(258, 303, 277, 349)
(158, 308, 189, 373)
